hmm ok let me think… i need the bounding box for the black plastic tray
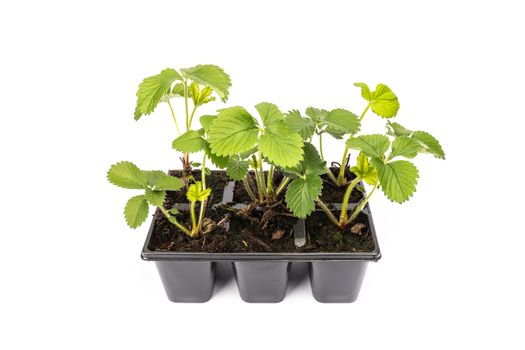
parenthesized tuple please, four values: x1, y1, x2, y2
(141, 177, 381, 303)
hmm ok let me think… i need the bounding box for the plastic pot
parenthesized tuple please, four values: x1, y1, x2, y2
(141, 175, 381, 303)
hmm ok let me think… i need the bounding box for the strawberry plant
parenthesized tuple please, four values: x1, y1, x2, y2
(310, 83, 445, 229)
(134, 64, 231, 171)
(107, 161, 212, 237)
(206, 102, 305, 204)
(284, 107, 361, 185)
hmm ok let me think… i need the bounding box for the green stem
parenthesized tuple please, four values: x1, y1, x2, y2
(188, 105, 198, 130)
(183, 80, 190, 130)
(326, 167, 338, 185)
(166, 99, 181, 135)
(275, 177, 290, 197)
(252, 155, 265, 202)
(195, 153, 207, 235)
(243, 178, 257, 202)
(315, 199, 339, 227)
(358, 104, 371, 122)
(319, 133, 325, 160)
(337, 103, 371, 185)
(190, 201, 197, 234)
(339, 177, 361, 224)
(346, 183, 378, 225)
(256, 152, 267, 199)
(337, 146, 350, 185)
(266, 165, 275, 198)
(159, 206, 191, 236)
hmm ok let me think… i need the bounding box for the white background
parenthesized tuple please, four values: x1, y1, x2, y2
(1, 0, 524, 349)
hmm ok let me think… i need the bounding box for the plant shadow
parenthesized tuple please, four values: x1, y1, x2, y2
(286, 262, 310, 297)
(212, 261, 235, 296)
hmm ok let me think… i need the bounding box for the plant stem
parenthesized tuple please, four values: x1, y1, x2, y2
(319, 133, 325, 160)
(243, 177, 257, 201)
(320, 132, 341, 184)
(188, 105, 198, 129)
(315, 199, 339, 226)
(358, 104, 371, 122)
(195, 153, 207, 235)
(159, 206, 191, 236)
(326, 167, 338, 185)
(346, 183, 378, 225)
(255, 152, 267, 200)
(275, 177, 290, 197)
(190, 201, 197, 233)
(336, 103, 371, 185)
(339, 177, 361, 224)
(183, 80, 190, 130)
(252, 155, 265, 202)
(166, 99, 181, 135)
(266, 165, 275, 199)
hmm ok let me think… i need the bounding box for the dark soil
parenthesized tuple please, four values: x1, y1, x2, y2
(302, 211, 375, 253)
(167, 170, 229, 205)
(148, 170, 375, 253)
(320, 167, 364, 203)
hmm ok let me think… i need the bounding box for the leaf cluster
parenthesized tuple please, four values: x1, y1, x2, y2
(107, 162, 183, 228)
(134, 64, 231, 121)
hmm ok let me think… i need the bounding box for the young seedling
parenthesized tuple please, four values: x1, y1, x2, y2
(315, 119, 445, 230)
(107, 161, 211, 237)
(284, 107, 360, 185)
(207, 102, 304, 204)
(133, 64, 231, 171)
(334, 83, 400, 186)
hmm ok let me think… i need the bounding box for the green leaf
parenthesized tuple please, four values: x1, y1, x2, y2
(260, 121, 304, 168)
(305, 107, 329, 123)
(323, 108, 360, 138)
(187, 181, 212, 202)
(239, 146, 257, 160)
(411, 131, 446, 159)
(389, 136, 421, 159)
(369, 84, 400, 118)
(180, 64, 231, 101)
(346, 134, 390, 159)
(372, 159, 419, 203)
(171, 83, 185, 96)
(197, 86, 215, 105)
(226, 157, 249, 180)
(203, 142, 230, 168)
(354, 82, 372, 100)
(143, 170, 166, 187)
(124, 195, 149, 228)
(386, 121, 412, 137)
(299, 143, 326, 176)
(154, 175, 184, 191)
(200, 115, 216, 133)
(189, 82, 200, 104)
(172, 130, 205, 153)
(145, 188, 166, 206)
(351, 152, 378, 185)
(208, 106, 259, 156)
(107, 161, 147, 189)
(285, 110, 315, 140)
(285, 174, 323, 218)
(134, 68, 182, 120)
(169, 207, 179, 215)
(255, 102, 284, 127)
